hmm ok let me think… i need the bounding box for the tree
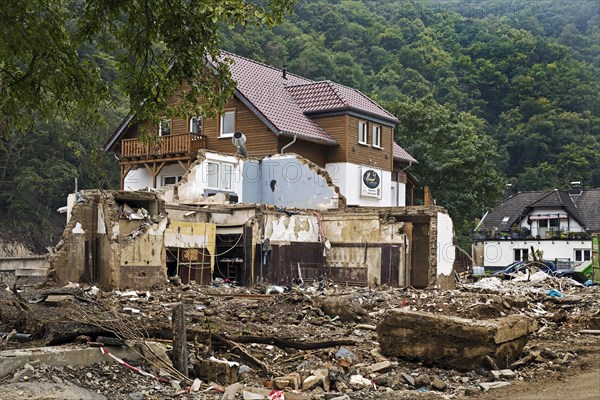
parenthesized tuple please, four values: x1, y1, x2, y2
(386, 97, 504, 240)
(0, 0, 296, 137)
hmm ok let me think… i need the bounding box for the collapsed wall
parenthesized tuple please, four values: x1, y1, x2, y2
(377, 309, 538, 370)
(47, 190, 168, 290)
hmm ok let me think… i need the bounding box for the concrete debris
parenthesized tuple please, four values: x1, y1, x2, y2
(377, 309, 538, 370)
(479, 381, 512, 391)
(0, 271, 598, 399)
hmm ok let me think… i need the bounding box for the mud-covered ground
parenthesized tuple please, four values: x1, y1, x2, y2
(1, 272, 599, 399)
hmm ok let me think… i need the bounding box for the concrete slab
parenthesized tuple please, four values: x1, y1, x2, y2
(377, 309, 537, 370)
(0, 344, 152, 378)
(0, 382, 107, 399)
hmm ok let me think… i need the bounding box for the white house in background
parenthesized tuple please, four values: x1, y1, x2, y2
(472, 183, 600, 268)
(104, 51, 418, 207)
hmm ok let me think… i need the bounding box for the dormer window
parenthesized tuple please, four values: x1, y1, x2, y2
(358, 121, 368, 145)
(158, 119, 171, 136)
(189, 116, 202, 134)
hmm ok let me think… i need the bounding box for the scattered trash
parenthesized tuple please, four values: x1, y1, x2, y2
(267, 390, 285, 400)
(265, 286, 285, 295)
(547, 289, 563, 298)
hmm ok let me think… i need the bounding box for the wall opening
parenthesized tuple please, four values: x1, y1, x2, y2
(166, 247, 212, 284)
(214, 233, 245, 283)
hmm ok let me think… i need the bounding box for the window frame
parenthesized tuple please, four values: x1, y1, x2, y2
(514, 248, 528, 262)
(372, 125, 382, 148)
(206, 161, 234, 191)
(358, 121, 368, 145)
(219, 110, 236, 138)
(189, 116, 203, 134)
(158, 118, 171, 136)
(162, 175, 182, 186)
(575, 249, 591, 262)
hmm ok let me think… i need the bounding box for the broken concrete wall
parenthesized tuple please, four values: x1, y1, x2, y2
(164, 221, 216, 284)
(375, 206, 456, 289)
(377, 308, 538, 370)
(436, 212, 456, 289)
(166, 151, 342, 210)
(48, 190, 167, 290)
(257, 154, 341, 209)
(259, 210, 406, 287)
(176, 152, 243, 204)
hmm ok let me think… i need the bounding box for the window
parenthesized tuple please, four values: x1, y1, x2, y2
(358, 121, 368, 145)
(162, 176, 182, 186)
(220, 110, 235, 137)
(539, 218, 560, 230)
(206, 162, 234, 191)
(372, 125, 382, 148)
(159, 119, 171, 136)
(189, 116, 202, 134)
(514, 248, 528, 261)
(575, 249, 591, 262)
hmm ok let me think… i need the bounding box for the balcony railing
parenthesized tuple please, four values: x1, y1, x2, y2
(121, 133, 205, 160)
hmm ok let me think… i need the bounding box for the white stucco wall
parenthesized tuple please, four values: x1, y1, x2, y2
(124, 167, 153, 191)
(156, 163, 187, 189)
(478, 239, 593, 267)
(177, 154, 243, 203)
(391, 181, 407, 206)
(436, 212, 455, 276)
(326, 162, 393, 207)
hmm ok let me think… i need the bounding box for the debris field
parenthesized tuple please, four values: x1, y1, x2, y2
(1, 273, 599, 400)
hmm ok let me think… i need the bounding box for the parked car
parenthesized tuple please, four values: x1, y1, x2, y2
(552, 269, 588, 284)
(492, 260, 557, 279)
(492, 261, 589, 284)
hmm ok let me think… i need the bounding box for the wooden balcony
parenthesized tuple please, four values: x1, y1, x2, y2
(121, 133, 206, 162)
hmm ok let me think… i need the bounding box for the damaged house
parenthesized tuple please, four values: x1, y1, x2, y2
(49, 52, 455, 291)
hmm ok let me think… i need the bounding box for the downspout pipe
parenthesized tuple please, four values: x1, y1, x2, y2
(280, 134, 297, 154)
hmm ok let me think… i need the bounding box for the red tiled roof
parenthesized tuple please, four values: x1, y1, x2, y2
(286, 80, 399, 123)
(223, 52, 338, 145)
(393, 142, 417, 163)
(106, 51, 402, 149)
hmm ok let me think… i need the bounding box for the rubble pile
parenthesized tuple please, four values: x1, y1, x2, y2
(0, 275, 599, 399)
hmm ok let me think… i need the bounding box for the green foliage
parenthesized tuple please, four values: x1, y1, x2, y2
(222, 0, 599, 237)
(1, 0, 599, 248)
(1, 0, 296, 135)
(0, 0, 295, 250)
(386, 97, 504, 236)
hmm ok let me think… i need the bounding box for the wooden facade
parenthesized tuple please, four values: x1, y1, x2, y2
(347, 116, 393, 171)
(117, 94, 399, 188)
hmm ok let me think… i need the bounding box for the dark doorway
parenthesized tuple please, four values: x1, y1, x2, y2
(381, 244, 400, 287)
(410, 222, 430, 288)
(214, 232, 245, 283)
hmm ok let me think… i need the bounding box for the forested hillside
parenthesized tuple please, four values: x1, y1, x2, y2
(1, 0, 598, 250)
(220, 0, 600, 235)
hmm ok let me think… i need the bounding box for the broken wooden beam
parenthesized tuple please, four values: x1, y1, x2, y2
(172, 303, 188, 377)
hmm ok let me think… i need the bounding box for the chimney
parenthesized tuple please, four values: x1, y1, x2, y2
(504, 184, 516, 199)
(282, 65, 287, 80)
(569, 181, 583, 195)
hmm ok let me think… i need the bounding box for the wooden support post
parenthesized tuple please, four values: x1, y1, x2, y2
(172, 303, 188, 377)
